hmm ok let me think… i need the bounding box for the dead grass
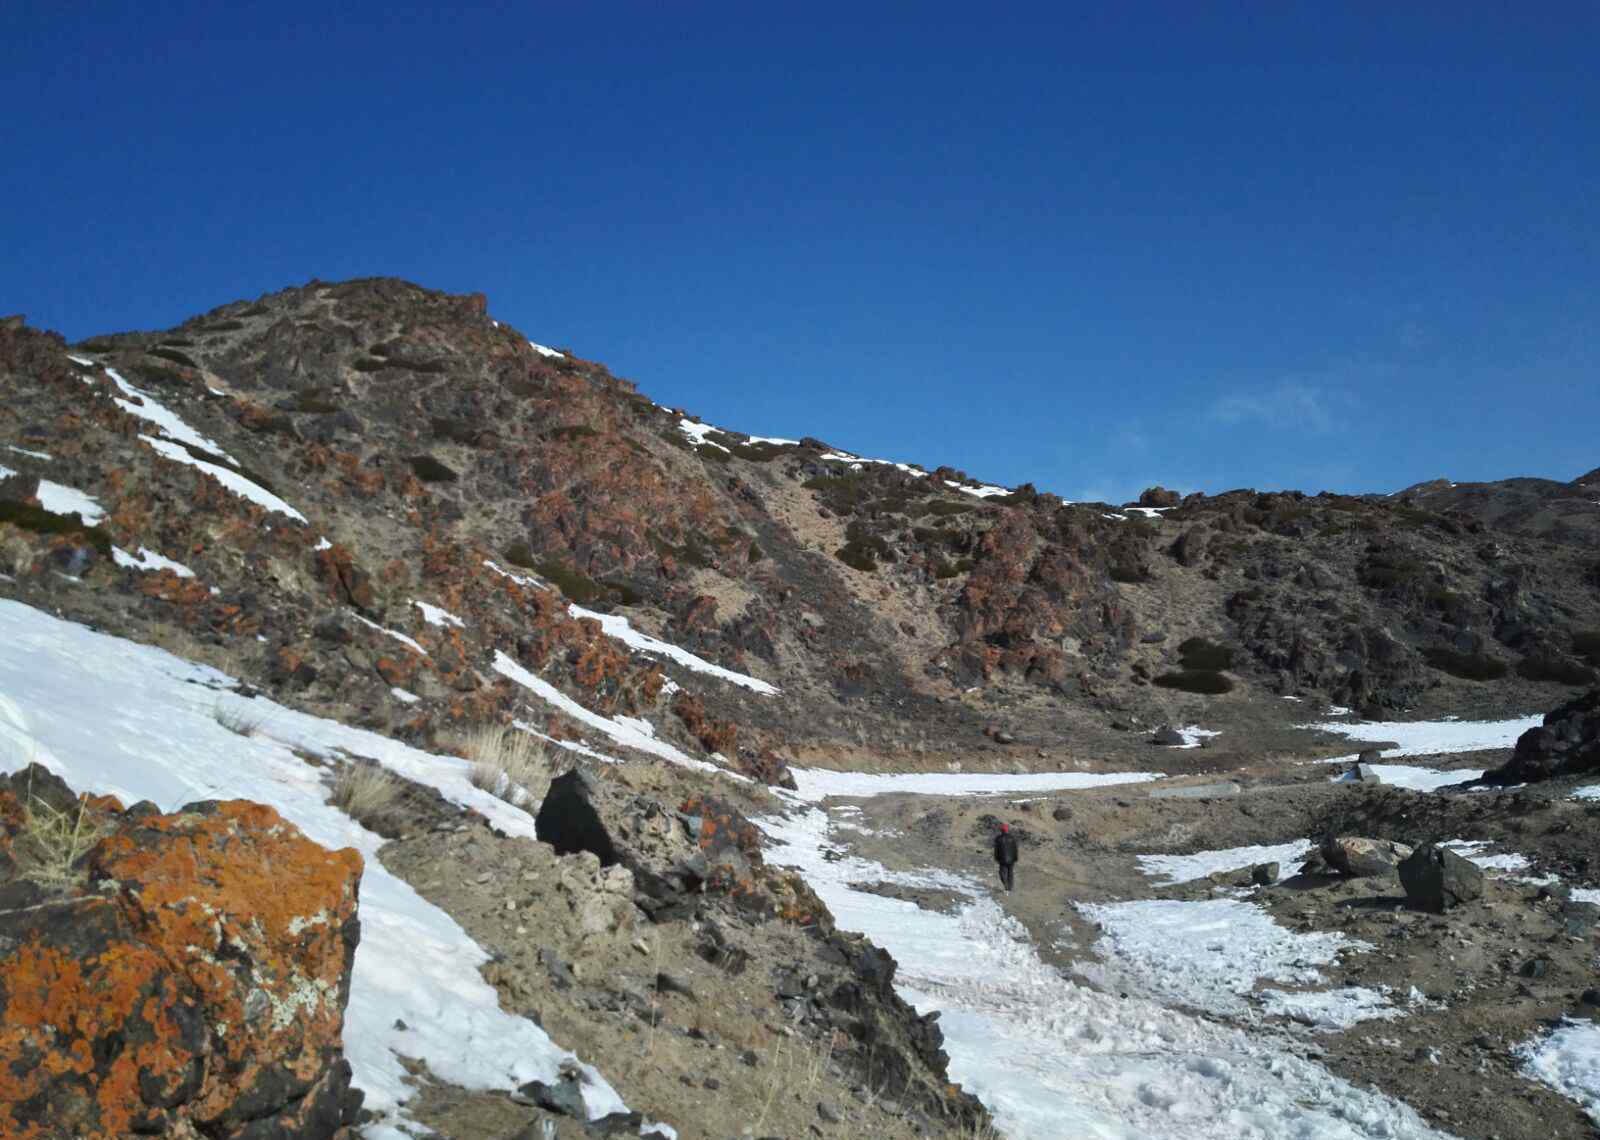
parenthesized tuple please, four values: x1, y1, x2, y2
(329, 761, 403, 830)
(213, 696, 267, 737)
(15, 785, 107, 888)
(463, 724, 558, 809)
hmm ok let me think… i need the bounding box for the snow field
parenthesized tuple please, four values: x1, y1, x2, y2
(1075, 897, 1389, 1026)
(0, 600, 639, 1137)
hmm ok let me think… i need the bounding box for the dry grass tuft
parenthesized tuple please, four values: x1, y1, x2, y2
(463, 724, 557, 809)
(329, 761, 404, 830)
(16, 792, 107, 887)
(213, 696, 267, 738)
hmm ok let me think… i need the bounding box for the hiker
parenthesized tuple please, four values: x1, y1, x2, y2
(993, 823, 1019, 892)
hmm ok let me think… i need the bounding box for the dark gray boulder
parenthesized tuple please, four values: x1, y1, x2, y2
(1398, 843, 1484, 912)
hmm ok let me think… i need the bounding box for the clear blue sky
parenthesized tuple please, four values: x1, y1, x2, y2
(4, 4, 1595, 503)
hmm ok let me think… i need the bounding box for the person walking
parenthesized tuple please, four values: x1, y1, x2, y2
(993, 823, 1019, 892)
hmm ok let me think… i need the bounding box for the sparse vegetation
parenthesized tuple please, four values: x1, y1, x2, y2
(836, 521, 892, 572)
(464, 724, 557, 809)
(1153, 669, 1235, 694)
(1423, 647, 1508, 681)
(924, 500, 975, 518)
(535, 558, 607, 604)
(329, 761, 404, 830)
(1517, 653, 1596, 686)
(728, 439, 788, 462)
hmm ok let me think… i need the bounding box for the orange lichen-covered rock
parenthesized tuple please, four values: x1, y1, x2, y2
(0, 790, 364, 1140)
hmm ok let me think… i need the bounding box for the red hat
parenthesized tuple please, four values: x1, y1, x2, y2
(1000, 823, 1009, 832)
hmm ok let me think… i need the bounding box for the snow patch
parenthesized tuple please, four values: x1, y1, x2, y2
(492, 651, 741, 778)
(351, 613, 427, 657)
(140, 435, 307, 523)
(1517, 1019, 1600, 1125)
(1138, 841, 1314, 886)
(1303, 714, 1540, 757)
(112, 546, 195, 578)
(675, 418, 729, 451)
(483, 558, 545, 588)
(1076, 897, 1377, 1019)
(5, 444, 50, 460)
(104, 366, 237, 463)
(34, 481, 106, 525)
(390, 687, 420, 705)
(529, 340, 565, 358)
(412, 601, 465, 629)
(567, 603, 778, 695)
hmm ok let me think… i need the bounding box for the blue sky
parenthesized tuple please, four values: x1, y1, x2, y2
(3, 4, 1595, 503)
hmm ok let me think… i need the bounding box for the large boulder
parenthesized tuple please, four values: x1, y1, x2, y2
(0, 774, 363, 1139)
(1320, 835, 1413, 877)
(1482, 689, 1600, 785)
(1398, 843, 1485, 912)
(536, 767, 764, 920)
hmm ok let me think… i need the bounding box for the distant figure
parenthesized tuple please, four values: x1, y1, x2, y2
(993, 823, 1019, 892)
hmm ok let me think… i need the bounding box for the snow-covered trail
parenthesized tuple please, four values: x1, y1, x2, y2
(0, 600, 653, 1139)
(761, 796, 1455, 1140)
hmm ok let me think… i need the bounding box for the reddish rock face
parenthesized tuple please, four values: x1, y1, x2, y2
(0, 779, 364, 1140)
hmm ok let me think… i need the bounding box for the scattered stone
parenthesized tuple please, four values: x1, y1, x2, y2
(1398, 843, 1485, 912)
(1150, 725, 1186, 746)
(1051, 804, 1072, 822)
(515, 1075, 587, 1117)
(818, 1101, 842, 1123)
(1250, 863, 1278, 886)
(1320, 836, 1413, 878)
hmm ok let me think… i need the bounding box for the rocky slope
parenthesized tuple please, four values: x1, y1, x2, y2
(2, 280, 1596, 785)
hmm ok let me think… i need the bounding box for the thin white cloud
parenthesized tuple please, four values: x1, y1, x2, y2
(1208, 380, 1342, 434)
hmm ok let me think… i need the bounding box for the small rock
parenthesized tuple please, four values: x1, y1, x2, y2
(1051, 804, 1072, 822)
(632, 938, 652, 956)
(1250, 863, 1277, 886)
(1150, 725, 1186, 747)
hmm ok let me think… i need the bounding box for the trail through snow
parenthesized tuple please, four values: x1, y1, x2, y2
(758, 802, 1453, 1139)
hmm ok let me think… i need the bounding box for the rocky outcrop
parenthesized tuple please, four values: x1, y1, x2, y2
(536, 767, 762, 921)
(1481, 689, 1600, 785)
(0, 767, 363, 1140)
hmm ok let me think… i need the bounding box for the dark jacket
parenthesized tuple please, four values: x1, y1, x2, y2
(993, 832, 1019, 866)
